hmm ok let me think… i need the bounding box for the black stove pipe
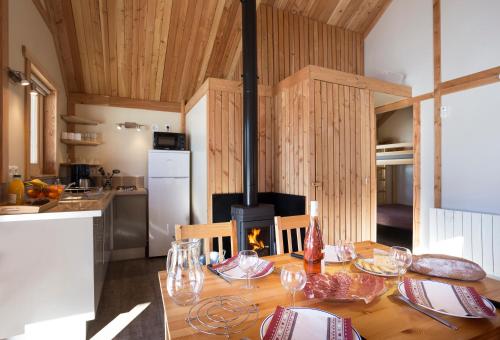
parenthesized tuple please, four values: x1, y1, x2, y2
(241, 0, 258, 207)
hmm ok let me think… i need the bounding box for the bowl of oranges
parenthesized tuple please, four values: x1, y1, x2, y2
(25, 179, 65, 200)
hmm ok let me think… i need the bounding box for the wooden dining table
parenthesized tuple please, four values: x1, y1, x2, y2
(158, 241, 500, 339)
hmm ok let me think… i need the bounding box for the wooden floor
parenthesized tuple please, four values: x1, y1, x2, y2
(86, 257, 166, 340)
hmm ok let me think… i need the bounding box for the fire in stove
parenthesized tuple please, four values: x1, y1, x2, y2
(247, 228, 265, 251)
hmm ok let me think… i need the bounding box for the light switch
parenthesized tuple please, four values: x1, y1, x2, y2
(440, 105, 450, 118)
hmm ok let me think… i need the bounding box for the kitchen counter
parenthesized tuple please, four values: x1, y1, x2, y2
(0, 188, 147, 222)
(0, 187, 147, 339)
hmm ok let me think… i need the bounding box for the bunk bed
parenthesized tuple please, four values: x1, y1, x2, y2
(376, 142, 413, 166)
(376, 142, 413, 248)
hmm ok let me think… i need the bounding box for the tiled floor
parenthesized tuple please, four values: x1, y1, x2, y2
(86, 257, 166, 340)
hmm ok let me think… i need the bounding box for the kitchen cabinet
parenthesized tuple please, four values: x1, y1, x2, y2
(112, 193, 147, 260)
(92, 200, 113, 309)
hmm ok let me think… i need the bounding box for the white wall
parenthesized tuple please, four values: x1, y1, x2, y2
(366, 0, 500, 249)
(74, 104, 181, 181)
(441, 0, 500, 81)
(441, 83, 500, 215)
(377, 106, 413, 144)
(186, 96, 208, 224)
(8, 0, 67, 176)
(366, 0, 434, 248)
(365, 0, 433, 96)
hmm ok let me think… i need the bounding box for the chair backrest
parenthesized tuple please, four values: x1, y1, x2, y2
(274, 215, 310, 255)
(175, 221, 238, 260)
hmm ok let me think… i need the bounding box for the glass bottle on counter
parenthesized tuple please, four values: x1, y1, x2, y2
(8, 174, 25, 205)
(303, 200, 324, 274)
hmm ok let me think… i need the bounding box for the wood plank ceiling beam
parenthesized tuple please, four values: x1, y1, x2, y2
(69, 93, 181, 113)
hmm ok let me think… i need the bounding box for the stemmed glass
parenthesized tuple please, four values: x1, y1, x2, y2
(390, 246, 412, 283)
(336, 240, 357, 272)
(238, 250, 259, 289)
(280, 264, 307, 307)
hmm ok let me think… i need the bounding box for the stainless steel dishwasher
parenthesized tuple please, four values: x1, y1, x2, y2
(112, 189, 148, 261)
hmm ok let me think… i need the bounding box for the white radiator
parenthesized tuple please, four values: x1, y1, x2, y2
(429, 208, 500, 277)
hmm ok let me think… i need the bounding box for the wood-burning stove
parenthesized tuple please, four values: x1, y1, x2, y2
(231, 204, 275, 256)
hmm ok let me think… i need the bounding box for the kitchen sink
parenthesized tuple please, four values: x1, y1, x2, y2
(58, 193, 105, 203)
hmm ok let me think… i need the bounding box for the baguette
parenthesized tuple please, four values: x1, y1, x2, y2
(410, 254, 486, 281)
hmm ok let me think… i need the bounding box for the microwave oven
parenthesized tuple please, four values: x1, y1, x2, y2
(153, 132, 186, 150)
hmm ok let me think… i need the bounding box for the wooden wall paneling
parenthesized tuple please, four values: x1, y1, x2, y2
(333, 84, 341, 241)
(221, 91, 229, 193)
(350, 86, 357, 242)
(43, 94, 57, 174)
(338, 85, 346, 239)
(228, 92, 235, 193)
(214, 90, 222, 194)
(235, 92, 243, 192)
(1, 0, 8, 182)
(258, 92, 266, 192)
(326, 82, 334, 244)
(207, 89, 216, 223)
(266, 96, 273, 191)
(313, 80, 321, 227)
(360, 88, 370, 240)
(355, 87, 362, 241)
(369, 91, 377, 241)
(321, 82, 328, 243)
(345, 86, 352, 241)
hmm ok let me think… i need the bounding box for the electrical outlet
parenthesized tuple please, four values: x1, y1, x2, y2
(8, 165, 19, 176)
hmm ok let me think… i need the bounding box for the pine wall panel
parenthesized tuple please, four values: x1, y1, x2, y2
(205, 80, 274, 222)
(230, 4, 364, 85)
(273, 70, 377, 243)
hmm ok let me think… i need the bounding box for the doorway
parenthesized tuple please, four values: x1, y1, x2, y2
(374, 104, 418, 250)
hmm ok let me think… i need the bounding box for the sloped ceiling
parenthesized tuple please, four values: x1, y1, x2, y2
(37, 0, 391, 106)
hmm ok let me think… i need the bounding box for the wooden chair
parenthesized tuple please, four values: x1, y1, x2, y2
(274, 215, 310, 255)
(175, 221, 239, 261)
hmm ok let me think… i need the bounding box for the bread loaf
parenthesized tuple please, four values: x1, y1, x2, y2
(410, 254, 486, 281)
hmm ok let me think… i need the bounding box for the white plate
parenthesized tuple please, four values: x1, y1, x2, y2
(354, 258, 399, 277)
(259, 307, 362, 340)
(219, 260, 274, 280)
(398, 281, 496, 318)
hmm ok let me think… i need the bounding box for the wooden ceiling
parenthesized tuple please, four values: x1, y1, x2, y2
(37, 0, 391, 108)
(261, 0, 391, 33)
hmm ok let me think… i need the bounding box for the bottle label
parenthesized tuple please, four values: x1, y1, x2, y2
(8, 194, 17, 205)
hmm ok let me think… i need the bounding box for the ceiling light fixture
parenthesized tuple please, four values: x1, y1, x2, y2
(116, 122, 144, 131)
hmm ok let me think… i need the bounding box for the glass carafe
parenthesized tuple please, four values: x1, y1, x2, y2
(166, 238, 204, 306)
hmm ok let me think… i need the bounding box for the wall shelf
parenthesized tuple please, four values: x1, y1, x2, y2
(60, 138, 102, 146)
(61, 115, 101, 125)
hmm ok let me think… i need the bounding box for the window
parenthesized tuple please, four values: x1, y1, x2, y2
(29, 91, 39, 164)
(24, 47, 57, 178)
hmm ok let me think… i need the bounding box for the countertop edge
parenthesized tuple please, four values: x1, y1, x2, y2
(0, 210, 102, 222)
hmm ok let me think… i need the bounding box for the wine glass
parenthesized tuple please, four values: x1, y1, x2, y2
(336, 240, 357, 272)
(238, 250, 259, 289)
(390, 246, 412, 284)
(280, 264, 307, 307)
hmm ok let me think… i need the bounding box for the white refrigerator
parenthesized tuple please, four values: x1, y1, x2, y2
(148, 150, 190, 257)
